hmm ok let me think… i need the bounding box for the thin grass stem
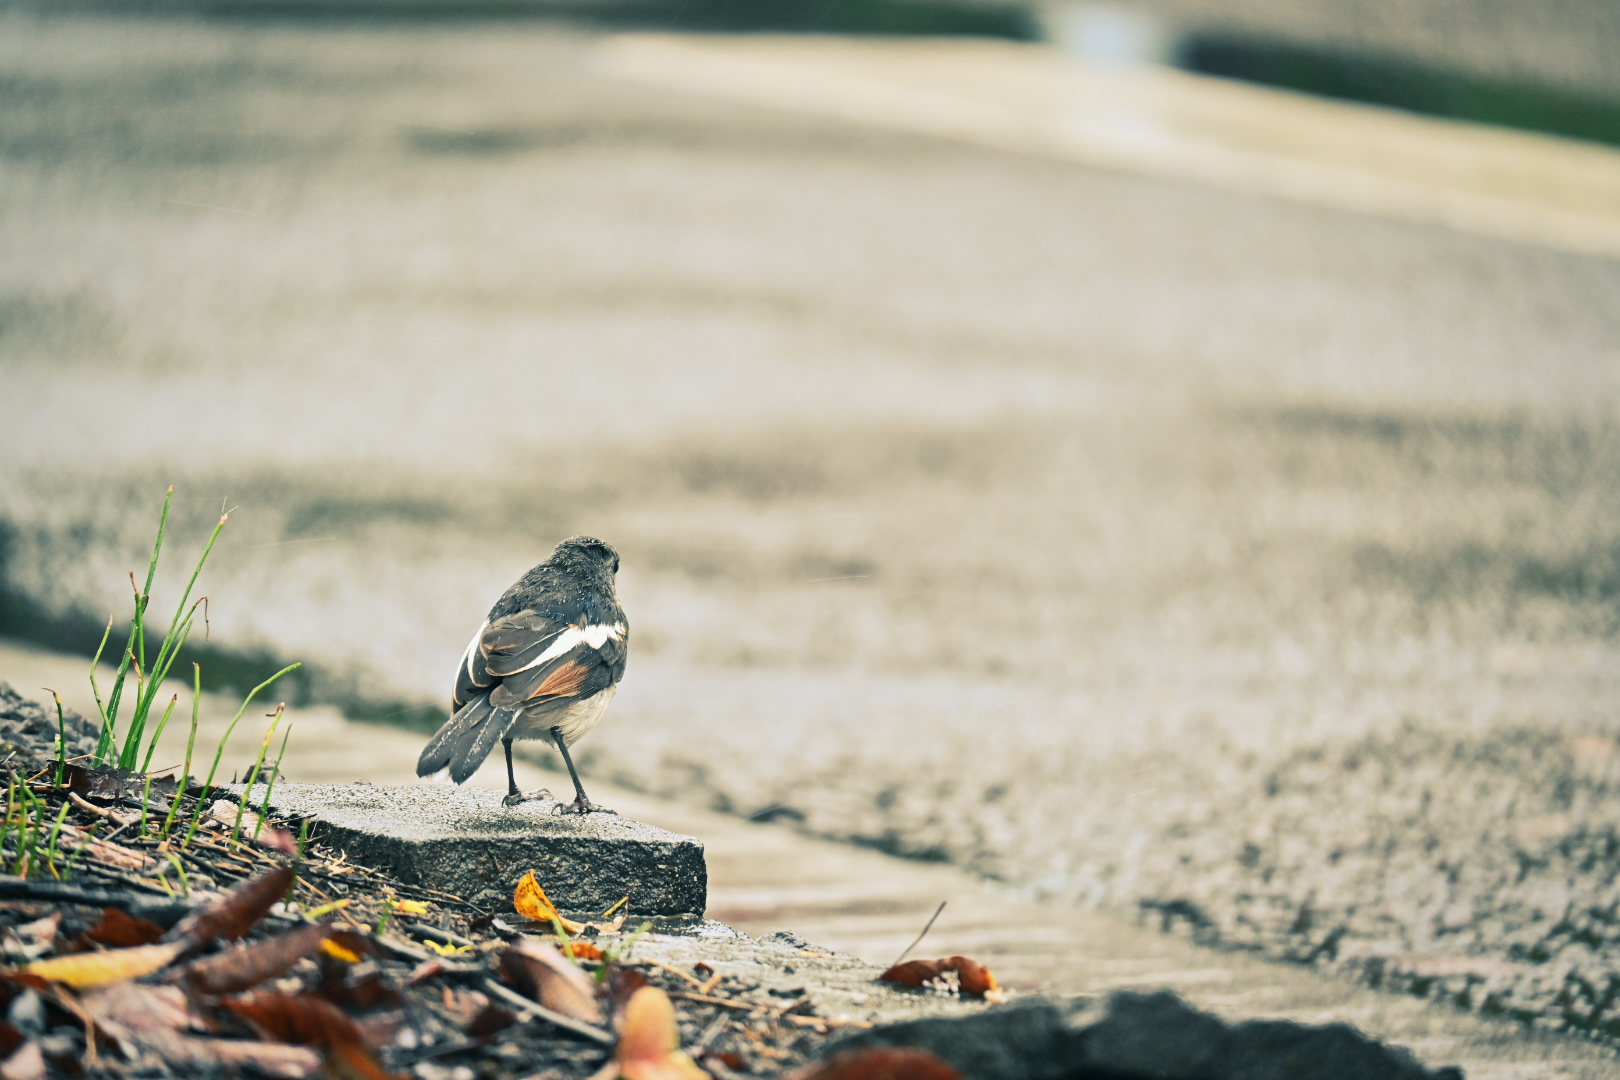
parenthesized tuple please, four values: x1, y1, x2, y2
(184, 664, 300, 847)
(161, 666, 203, 839)
(258, 724, 292, 839)
(88, 614, 113, 729)
(231, 703, 284, 848)
(45, 690, 67, 787)
(141, 695, 179, 774)
(44, 802, 70, 880)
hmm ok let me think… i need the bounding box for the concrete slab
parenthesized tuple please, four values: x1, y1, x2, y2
(224, 783, 706, 917)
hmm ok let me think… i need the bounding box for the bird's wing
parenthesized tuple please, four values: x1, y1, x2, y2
(484, 609, 627, 711)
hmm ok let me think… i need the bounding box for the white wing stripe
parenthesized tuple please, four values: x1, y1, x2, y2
(511, 622, 625, 673)
(463, 620, 489, 682)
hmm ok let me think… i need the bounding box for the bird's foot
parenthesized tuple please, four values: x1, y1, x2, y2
(556, 795, 615, 816)
(502, 788, 552, 808)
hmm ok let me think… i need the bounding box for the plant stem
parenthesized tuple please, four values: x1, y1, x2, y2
(141, 695, 179, 774)
(44, 802, 70, 880)
(258, 724, 292, 839)
(160, 665, 202, 839)
(45, 689, 67, 787)
(184, 663, 300, 847)
(231, 703, 284, 848)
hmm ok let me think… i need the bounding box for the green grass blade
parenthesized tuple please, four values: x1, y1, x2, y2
(136, 487, 173, 673)
(140, 694, 180, 774)
(258, 724, 292, 839)
(231, 703, 284, 847)
(46, 690, 67, 787)
(88, 614, 113, 727)
(146, 512, 226, 713)
(160, 665, 203, 839)
(184, 663, 300, 847)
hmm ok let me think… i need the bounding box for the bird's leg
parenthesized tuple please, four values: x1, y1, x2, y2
(553, 728, 613, 815)
(500, 737, 551, 808)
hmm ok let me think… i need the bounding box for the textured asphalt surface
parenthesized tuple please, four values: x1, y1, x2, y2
(3, 13, 1620, 1068)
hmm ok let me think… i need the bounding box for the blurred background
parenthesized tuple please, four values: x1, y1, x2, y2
(4, 0, 1620, 1011)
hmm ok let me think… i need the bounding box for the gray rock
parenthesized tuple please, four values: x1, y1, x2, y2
(0, 681, 98, 765)
(824, 989, 1461, 1080)
(222, 783, 705, 916)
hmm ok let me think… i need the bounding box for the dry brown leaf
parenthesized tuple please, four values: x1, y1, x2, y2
(22, 941, 184, 990)
(498, 940, 602, 1025)
(81, 981, 323, 1077)
(184, 921, 334, 997)
(878, 957, 1002, 1001)
(223, 992, 400, 1080)
(56, 828, 155, 873)
(82, 908, 165, 949)
(790, 1048, 961, 1080)
(165, 866, 294, 957)
(513, 871, 586, 934)
(617, 987, 709, 1080)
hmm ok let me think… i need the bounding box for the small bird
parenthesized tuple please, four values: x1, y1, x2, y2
(416, 536, 628, 813)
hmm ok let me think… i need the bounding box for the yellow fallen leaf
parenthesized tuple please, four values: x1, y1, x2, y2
(391, 899, 430, 916)
(304, 898, 352, 920)
(618, 987, 709, 1080)
(513, 871, 585, 934)
(320, 939, 362, 964)
(23, 941, 184, 990)
(424, 939, 471, 957)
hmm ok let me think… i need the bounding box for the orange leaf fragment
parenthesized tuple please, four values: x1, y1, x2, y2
(513, 871, 586, 934)
(792, 1048, 961, 1080)
(563, 941, 604, 962)
(878, 956, 1002, 1001)
(22, 941, 184, 990)
(618, 987, 709, 1080)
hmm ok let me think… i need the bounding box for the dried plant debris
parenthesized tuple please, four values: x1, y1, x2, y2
(0, 686, 1464, 1079)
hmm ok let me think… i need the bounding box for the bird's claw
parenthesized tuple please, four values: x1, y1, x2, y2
(502, 788, 551, 808)
(556, 797, 614, 816)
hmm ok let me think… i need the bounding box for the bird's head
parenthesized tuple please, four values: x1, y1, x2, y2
(552, 535, 620, 576)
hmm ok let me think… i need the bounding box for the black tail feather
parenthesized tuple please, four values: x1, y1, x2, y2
(416, 694, 494, 777)
(449, 704, 514, 783)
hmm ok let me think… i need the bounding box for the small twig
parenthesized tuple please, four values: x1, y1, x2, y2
(891, 901, 946, 968)
(692, 1013, 728, 1051)
(67, 793, 110, 818)
(480, 978, 614, 1044)
(669, 991, 764, 1013)
(640, 958, 706, 990)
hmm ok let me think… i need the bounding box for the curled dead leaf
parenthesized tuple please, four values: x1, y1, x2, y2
(513, 871, 586, 934)
(618, 987, 708, 1080)
(164, 867, 294, 957)
(878, 957, 1001, 1001)
(222, 992, 400, 1080)
(82, 981, 323, 1079)
(184, 921, 334, 997)
(82, 908, 165, 949)
(791, 1048, 961, 1080)
(498, 940, 602, 1025)
(21, 941, 184, 990)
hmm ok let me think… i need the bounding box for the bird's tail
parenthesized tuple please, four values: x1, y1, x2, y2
(415, 694, 515, 783)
